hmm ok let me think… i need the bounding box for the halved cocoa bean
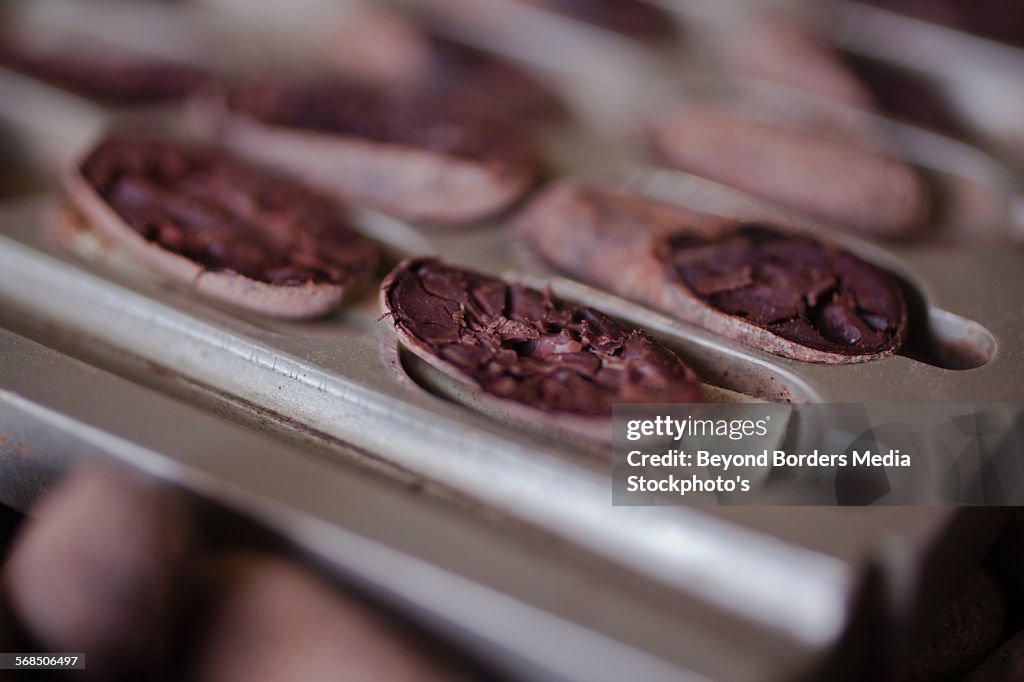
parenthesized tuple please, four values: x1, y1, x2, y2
(966, 630, 1024, 682)
(514, 0, 678, 40)
(857, 0, 1024, 49)
(839, 52, 967, 137)
(716, 15, 966, 137)
(328, 8, 563, 120)
(188, 554, 478, 682)
(381, 258, 702, 419)
(62, 136, 378, 319)
(649, 103, 930, 238)
(3, 466, 192, 678)
(515, 182, 907, 363)
(199, 81, 540, 224)
(0, 31, 205, 104)
(716, 16, 877, 111)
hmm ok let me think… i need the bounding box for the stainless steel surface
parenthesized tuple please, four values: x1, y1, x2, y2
(0, 184, 1009, 679)
(0, 329, 721, 682)
(0, 1, 1021, 680)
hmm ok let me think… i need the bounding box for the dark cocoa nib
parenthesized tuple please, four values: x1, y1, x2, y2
(0, 35, 205, 104)
(225, 81, 537, 170)
(516, 0, 677, 39)
(386, 260, 702, 415)
(660, 226, 905, 355)
(80, 138, 377, 286)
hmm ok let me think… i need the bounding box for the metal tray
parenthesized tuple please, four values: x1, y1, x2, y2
(0, 1, 1021, 680)
(0, 198, 1011, 681)
(0, 328, 733, 682)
